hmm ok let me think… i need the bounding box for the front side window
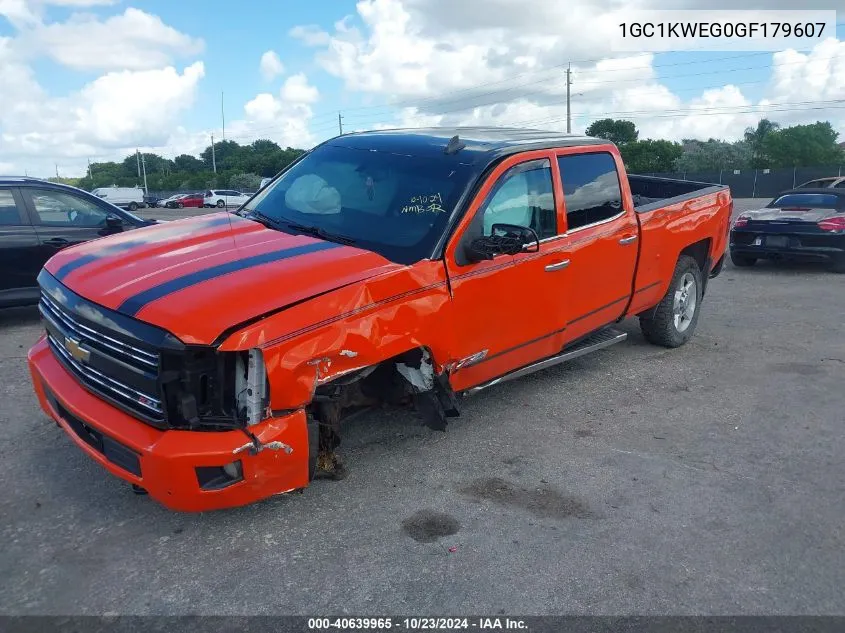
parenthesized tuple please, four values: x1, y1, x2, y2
(28, 189, 110, 227)
(479, 159, 556, 239)
(244, 143, 474, 264)
(558, 152, 623, 230)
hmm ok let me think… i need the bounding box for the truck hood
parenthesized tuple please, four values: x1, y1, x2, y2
(743, 206, 841, 223)
(44, 213, 403, 344)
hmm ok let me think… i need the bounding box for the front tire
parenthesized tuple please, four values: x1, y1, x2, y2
(216, 199, 226, 208)
(639, 255, 703, 348)
(128, 202, 138, 211)
(730, 250, 756, 267)
(176, 202, 184, 209)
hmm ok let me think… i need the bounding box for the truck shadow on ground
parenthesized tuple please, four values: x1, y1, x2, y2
(0, 305, 40, 328)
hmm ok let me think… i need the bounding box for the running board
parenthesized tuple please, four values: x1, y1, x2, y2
(464, 327, 627, 396)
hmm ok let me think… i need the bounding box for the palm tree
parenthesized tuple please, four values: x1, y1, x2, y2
(744, 119, 780, 168)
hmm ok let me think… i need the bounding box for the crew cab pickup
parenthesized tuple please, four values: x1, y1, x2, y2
(28, 128, 732, 511)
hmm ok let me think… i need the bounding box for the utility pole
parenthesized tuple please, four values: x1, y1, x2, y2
(87, 158, 92, 180)
(140, 152, 149, 196)
(338, 112, 343, 136)
(136, 149, 141, 178)
(55, 164, 59, 180)
(566, 63, 572, 134)
(221, 91, 225, 141)
(211, 134, 217, 174)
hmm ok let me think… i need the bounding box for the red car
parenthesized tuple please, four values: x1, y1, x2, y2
(165, 193, 204, 209)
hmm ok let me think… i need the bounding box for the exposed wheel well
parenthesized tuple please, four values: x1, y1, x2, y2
(680, 238, 711, 274)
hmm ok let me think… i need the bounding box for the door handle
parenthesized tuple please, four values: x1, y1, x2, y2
(43, 237, 70, 247)
(619, 235, 638, 245)
(544, 259, 570, 272)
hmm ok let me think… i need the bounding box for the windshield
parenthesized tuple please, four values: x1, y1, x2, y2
(243, 143, 474, 264)
(772, 193, 839, 208)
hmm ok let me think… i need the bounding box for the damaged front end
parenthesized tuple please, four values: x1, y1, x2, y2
(305, 347, 461, 480)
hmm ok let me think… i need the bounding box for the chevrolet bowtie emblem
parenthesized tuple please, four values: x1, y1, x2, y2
(64, 336, 90, 363)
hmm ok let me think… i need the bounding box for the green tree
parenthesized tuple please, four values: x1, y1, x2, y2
(229, 172, 262, 191)
(761, 122, 843, 168)
(619, 139, 683, 173)
(743, 118, 779, 167)
(585, 119, 639, 146)
(174, 154, 205, 173)
(673, 139, 752, 172)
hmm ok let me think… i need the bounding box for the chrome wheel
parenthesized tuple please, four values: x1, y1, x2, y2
(673, 272, 697, 332)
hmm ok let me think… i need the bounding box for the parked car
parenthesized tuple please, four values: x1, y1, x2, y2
(158, 194, 184, 208)
(260, 177, 273, 189)
(143, 195, 162, 208)
(204, 189, 251, 208)
(796, 176, 845, 189)
(90, 186, 145, 211)
(0, 177, 154, 308)
(169, 193, 204, 209)
(28, 127, 732, 511)
(730, 188, 845, 272)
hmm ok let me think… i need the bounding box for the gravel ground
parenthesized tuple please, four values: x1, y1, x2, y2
(0, 199, 843, 615)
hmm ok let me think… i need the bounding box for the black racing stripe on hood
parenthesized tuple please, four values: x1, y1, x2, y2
(53, 214, 237, 281)
(117, 241, 343, 317)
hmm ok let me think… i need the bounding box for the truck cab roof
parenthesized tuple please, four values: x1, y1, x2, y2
(326, 127, 606, 165)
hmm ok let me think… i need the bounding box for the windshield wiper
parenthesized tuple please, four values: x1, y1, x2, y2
(282, 222, 357, 245)
(246, 210, 283, 228)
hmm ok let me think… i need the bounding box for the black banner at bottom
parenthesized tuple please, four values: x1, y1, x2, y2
(1, 617, 843, 633)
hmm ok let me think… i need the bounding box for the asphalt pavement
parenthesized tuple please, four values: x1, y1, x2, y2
(1, 199, 843, 615)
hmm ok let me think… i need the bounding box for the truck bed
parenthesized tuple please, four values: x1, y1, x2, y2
(629, 175, 727, 212)
(624, 175, 733, 318)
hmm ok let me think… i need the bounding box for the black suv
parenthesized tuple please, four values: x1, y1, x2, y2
(0, 177, 154, 308)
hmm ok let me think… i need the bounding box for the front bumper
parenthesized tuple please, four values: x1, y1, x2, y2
(28, 336, 311, 512)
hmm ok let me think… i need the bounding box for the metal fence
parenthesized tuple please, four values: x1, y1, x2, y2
(640, 165, 845, 198)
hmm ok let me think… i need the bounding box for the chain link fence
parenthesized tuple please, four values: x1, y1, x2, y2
(640, 164, 845, 198)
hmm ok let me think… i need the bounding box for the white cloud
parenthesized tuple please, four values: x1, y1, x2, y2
(15, 8, 204, 71)
(289, 24, 331, 47)
(2, 63, 205, 175)
(301, 0, 845, 143)
(259, 50, 285, 81)
(281, 73, 319, 103)
(226, 73, 321, 152)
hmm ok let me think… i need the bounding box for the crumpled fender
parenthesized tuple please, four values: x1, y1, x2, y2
(217, 260, 454, 410)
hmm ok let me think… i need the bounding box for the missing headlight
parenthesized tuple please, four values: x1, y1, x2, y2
(236, 348, 269, 426)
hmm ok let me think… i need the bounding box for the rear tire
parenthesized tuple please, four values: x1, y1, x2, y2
(639, 255, 703, 348)
(216, 199, 225, 208)
(730, 250, 756, 267)
(128, 202, 138, 211)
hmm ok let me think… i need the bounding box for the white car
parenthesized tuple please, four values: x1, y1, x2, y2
(91, 186, 144, 211)
(204, 189, 251, 208)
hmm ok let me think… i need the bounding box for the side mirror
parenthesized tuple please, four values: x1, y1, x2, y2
(464, 223, 540, 263)
(105, 215, 124, 230)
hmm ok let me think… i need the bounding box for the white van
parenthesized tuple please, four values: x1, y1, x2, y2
(91, 186, 145, 211)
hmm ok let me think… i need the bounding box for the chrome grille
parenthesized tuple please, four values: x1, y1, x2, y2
(39, 290, 164, 424)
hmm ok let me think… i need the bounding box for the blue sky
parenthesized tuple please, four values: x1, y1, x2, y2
(0, 0, 843, 177)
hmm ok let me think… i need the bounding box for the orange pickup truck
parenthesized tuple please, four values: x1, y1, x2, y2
(29, 128, 732, 511)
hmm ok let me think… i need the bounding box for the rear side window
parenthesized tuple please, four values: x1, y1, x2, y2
(835, 180, 845, 189)
(0, 189, 24, 225)
(558, 152, 623, 230)
(772, 193, 839, 208)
